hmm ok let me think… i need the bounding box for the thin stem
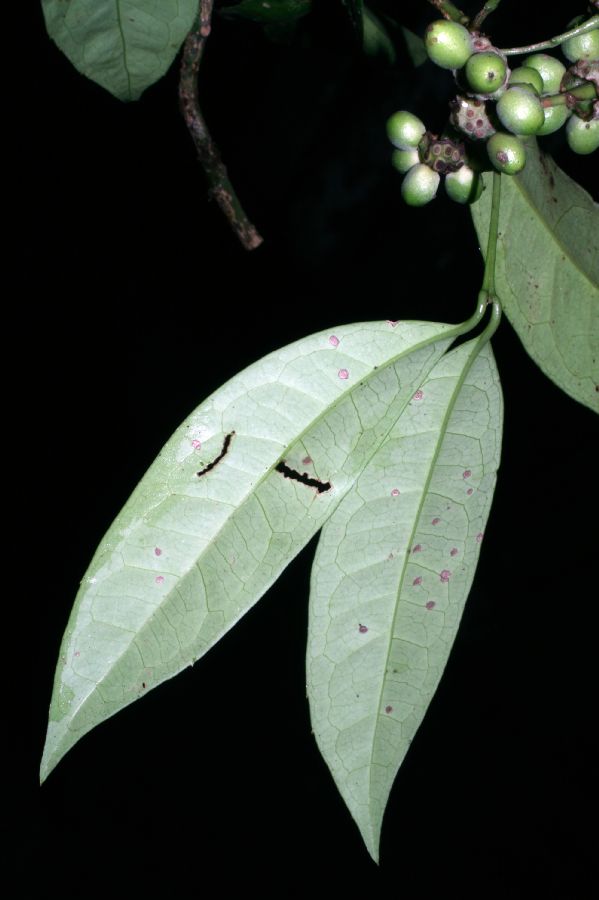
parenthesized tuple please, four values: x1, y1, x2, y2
(425, 0, 469, 26)
(178, 0, 263, 250)
(471, 1, 502, 33)
(542, 82, 597, 106)
(500, 14, 598, 56)
(482, 171, 501, 300)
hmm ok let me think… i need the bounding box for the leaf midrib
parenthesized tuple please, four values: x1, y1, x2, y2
(367, 337, 488, 833)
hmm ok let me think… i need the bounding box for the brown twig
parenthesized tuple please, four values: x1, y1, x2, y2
(178, 0, 263, 251)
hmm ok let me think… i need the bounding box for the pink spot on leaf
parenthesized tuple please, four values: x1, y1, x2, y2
(432, 517, 441, 526)
(412, 576, 422, 586)
(338, 368, 349, 380)
(440, 569, 451, 582)
(466, 488, 474, 496)
(476, 532, 484, 543)
(412, 544, 422, 553)
(425, 601, 436, 610)
(154, 547, 162, 556)
(155, 575, 165, 585)
(329, 335, 340, 347)
(450, 548, 458, 557)
(386, 320, 399, 327)
(463, 470, 472, 479)
(191, 439, 202, 450)
(385, 705, 393, 714)
(74, 651, 80, 657)
(302, 456, 312, 466)
(358, 624, 368, 634)
(391, 488, 400, 497)
(413, 389, 423, 401)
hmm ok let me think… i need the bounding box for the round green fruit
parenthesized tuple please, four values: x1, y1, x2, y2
(465, 51, 507, 94)
(445, 165, 483, 204)
(508, 66, 544, 94)
(562, 27, 599, 63)
(566, 115, 599, 154)
(425, 19, 473, 70)
(386, 111, 426, 150)
(536, 104, 571, 136)
(391, 148, 420, 173)
(487, 132, 526, 174)
(401, 164, 440, 206)
(523, 53, 566, 93)
(496, 86, 545, 134)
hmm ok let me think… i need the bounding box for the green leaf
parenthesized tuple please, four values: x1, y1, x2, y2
(400, 25, 427, 67)
(41, 0, 200, 101)
(471, 142, 599, 413)
(41, 320, 462, 783)
(363, 8, 395, 64)
(220, 0, 311, 25)
(307, 338, 503, 862)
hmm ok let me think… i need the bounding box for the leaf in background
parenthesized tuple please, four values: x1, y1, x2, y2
(363, 8, 395, 64)
(341, 0, 364, 41)
(41, 320, 461, 782)
(471, 142, 599, 413)
(308, 339, 503, 861)
(400, 25, 427, 67)
(220, 0, 311, 25)
(41, 0, 199, 101)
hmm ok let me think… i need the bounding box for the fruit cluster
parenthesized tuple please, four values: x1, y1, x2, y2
(388, 17, 599, 206)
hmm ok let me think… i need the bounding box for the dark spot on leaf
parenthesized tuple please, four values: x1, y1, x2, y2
(142, 682, 146, 689)
(275, 461, 331, 493)
(196, 432, 235, 478)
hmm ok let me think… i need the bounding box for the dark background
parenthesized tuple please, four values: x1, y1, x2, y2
(22, 1, 597, 896)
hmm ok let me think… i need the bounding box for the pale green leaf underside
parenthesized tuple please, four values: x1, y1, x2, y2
(471, 142, 599, 413)
(308, 339, 503, 862)
(42, 0, 198, 101)
(41, 320, 461, 782)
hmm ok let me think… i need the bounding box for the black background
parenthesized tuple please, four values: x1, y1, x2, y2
(23, 1, 597, 896)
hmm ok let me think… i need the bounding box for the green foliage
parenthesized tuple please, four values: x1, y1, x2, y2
(471, 143, 599, 412)
(40, 0, 599, 866)
(41, 320, 463, 783)
(41, 0, 199, 101)
(308, 339, 502, 862)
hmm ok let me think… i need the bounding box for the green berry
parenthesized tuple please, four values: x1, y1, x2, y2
(523, 53, 566, 94)
(562, 27, 599, 63)
(487, 132, 526, 174)
(508, 66, 544, 95)
(386, 111, 426, 150)
(391, 148, 420, 173)
(566, 115, 599, 154)
(401, 164, 440, 206)
(425, 19, 473, 70)
(445, 165, 483, 204)
(465, 51, 507, 94)
(496, 86, 545, 135)
(536, 104, 571, 136)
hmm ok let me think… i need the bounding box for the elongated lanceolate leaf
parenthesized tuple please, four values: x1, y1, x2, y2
(42, 0, 199, 101)
(41, 320, 460, 782)
(471, 143, 599, 413)
(307, 339, 503, 861)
